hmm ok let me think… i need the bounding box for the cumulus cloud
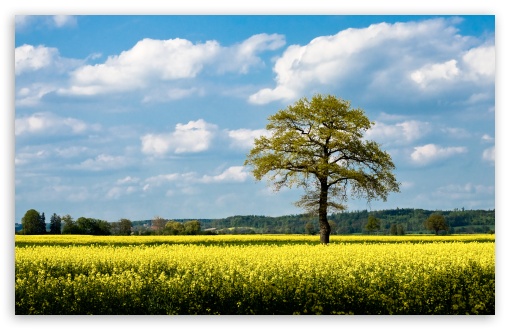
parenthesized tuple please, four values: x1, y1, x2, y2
(141, 166, 249, 194)
(106, 186, 137, 200)
(217, 33, 285, 74)
(61, 33, 285, 96)
(65, 38, 220, 95)
(227, 128, 269, 149)
(16, 84, 60, 107)
(248, 18, 494, 105)
(52, 15, 77, 28)
(441, 127, 470, 139)
(54, 146, 90, 158)
(75, 154, 129, 171)
(15, 112, 94, 136)
(365, 120, 431, 145)
(15, 44, 85, 106)
(249, 19, 451, 104)
(15, 15, 77, 30)
(15, 145, 92, 167)
(482, 147, 495, 163)
(481, 134, 494, 143)
(141, 119, 217, 156)
(15, 15, 32, 29)
(15, 43, 83, 77)
(410, 144, 467, 165)
(462, 45, 495, 80)
(15, 150, 49, 166)
(410, 59, 460, 88)
(116, 176, 140, 185)
(15, 44, 60, 75)
(201, 166, 249, 183)
(144, 173, 183, 186)
(410, 44, 495, 88)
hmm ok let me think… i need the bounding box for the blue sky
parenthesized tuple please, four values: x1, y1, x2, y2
(13, 14, 496, 222)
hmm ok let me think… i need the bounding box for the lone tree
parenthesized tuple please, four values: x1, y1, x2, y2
(184, 220, 201, 235)
(21, 209, 46, 235)
(165, 221, 184, 235)
(61, 214, 79, 234)
(305, 221, 316, 235)
(118, 218, 133, 236)
(245, 94, 400, 244)
(49, 213, 62, 234)
(365, 215, 381, 234)
(424, 213, 449, 235)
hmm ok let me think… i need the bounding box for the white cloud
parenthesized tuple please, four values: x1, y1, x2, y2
(410, 59, 460, 88)
(366, 120, 430, 145)
(116, 176, 141, 185)
(144, 173, 182, 186)
(15, 15, 32, 29)
(54, 146, 90, 158)
(248, 18, 467, 104)
(141, 119, 217, 155)
(227, 128, 269, 149)
(52, 15, 77, 28)
(410, 144, 467, 165)
(15, 15, 77, 30)
(435, 183, 494, 200)
(15, 44, 85, 106)
(217, 33, 285, 74)
(106, 186, 137, 200)
(201, 166, 249, 183)
(62, 34, 285, 96)
(15, 44, 59, 75)
(144, 166, 249, 185)
(15, 43, 82, 77)
(15, 145, 92, 167)
(481, 134, 494, 143)
(441, 127, 471, 139)
(142, 87, 202, 103)
(462, 45, 495, 79)
(15, 112, 93, 136)
(75, 154, 128, 171)
(63, 38, 220, 95)
(400, 181, 415, 190)
(410, 44, 495, 89)
(15, 150, 49, 166)
(15, 84, 59, 107)
(141, 166, 249, 195)
(466, 92, 492, 105)
(482, 147, 495, 163)
(248, 18, 494, 105)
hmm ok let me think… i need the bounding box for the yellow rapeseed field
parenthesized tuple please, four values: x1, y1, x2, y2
(14, 233, 495, 246)
(15, 234, 495, 315)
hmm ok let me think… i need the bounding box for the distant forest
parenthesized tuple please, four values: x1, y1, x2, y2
(16, 208, 495, 236)
(130, 208, 495, 235)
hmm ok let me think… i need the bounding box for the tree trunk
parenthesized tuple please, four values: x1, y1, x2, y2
(318, 178, 331, 244)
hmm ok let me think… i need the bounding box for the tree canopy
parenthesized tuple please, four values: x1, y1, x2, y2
(245, 94, 400, 243)
(365, 215, 381, 234)
(21, 209, 46, 235)
(424, 213, 449, 235)
(49, 213, 61, 234)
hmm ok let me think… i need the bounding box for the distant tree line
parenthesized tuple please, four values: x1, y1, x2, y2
(17, 207, 495, 236)
(195, 208, 494, 235)
(17, 209, 204, 236)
